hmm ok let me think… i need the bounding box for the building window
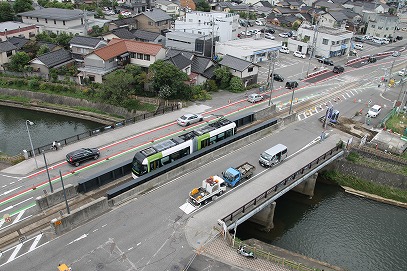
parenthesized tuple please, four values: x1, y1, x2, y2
(88, 76, 95, 82)
(63, 21, 66, 26)
(36, 18, 39, 22)
(148, 21, 153, 26)
(137, 53, 143, 59)
(54, 20, 56, 24)
(45, 19, 48, 23)
(144, 54, 150, 61)
(248, 67, 253, 72)
(322, 38, 328, 45)
(6, 51, 12, 57)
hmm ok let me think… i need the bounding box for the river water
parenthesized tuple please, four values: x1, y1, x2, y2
(236, 182, 407, 271)
(0, 105, 101, 156)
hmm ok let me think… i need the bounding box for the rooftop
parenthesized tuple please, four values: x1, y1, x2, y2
(69, 36, 106, 47)
(138, 8, 171, 22)
(217, 38, 280, 52)
(220, 54, 253, 72)
(18, 8, 89, 21)
(0, 21, 34, 32)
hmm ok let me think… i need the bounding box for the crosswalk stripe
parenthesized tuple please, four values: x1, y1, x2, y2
(28, 234, 43, 252)
(0, 219, 5, 229)
(6, 243, 23, 263)
(11, 210, 25, 225)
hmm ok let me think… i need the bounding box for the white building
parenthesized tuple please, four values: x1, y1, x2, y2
(215, 37, 281, 63)
(174, 11, 239, 42)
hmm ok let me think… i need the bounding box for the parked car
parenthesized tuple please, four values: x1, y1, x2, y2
(333, 66, 344, 73)
(271, 73, 284, 82)
(279, 33, 289, 38)
(120, 10, 131, 16)
(247, 93, 264, 103)
(66, 148, 100, 167)
(293, 51, 306, 58)
(392, 51, 401, 57)
(354, 36, 364, 42)
(355, 43, 363, 50)
(285, 81, 298, 89)
(265, 33, 275, 40)
(396, 36, 403, 41)
(367, 56, 377, 63)
(279, 47, 289, 54)
(402, 27, 407, 31)
(177, 113, 203, 126)
(255, 20, 264, 26)
(317, 57, 334, 66)
(240, 31, 252, 37)
(398, 68, 406, 76)
(261, 27, 275, 34)
(367, 105, 382, 118)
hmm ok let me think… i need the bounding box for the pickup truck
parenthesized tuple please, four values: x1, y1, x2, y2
(316, 57, 334, 66)
(189, 176, 226, 206)
(222, 162, 256, 187)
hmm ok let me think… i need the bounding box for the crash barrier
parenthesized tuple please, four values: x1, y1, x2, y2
(306, 68, 329, 78)
(221, 142, 344, 227)
(106, 115, 298, 202)
(25, 104, 182, 159)
(35, 184, 77, 211)
(50, 197, 109, 235)
(233, 240, 322, 271)
(76, 113, 257, 193)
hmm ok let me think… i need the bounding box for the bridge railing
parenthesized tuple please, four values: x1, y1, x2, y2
(222, 141, 344, 226)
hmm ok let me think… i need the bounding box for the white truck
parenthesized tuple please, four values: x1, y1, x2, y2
(189, 175, 227, 206)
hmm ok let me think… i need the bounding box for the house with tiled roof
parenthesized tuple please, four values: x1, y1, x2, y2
(69, 36, 107, 62)
(0, 21, 38, 42)
(132, 29, 165, 45)
(319, 11, 348, 29)
(0, 40, 17, 71)
(108, 17, 137, 31)
(29, 49, 74, 78)
(155, 0, 180, 17)
(134, 9, 172, 34)
(314, 1, 344, 12)
(17, 8, 93, 36)
(273, 7, 301, 15)
(125, 0, 150, 13)
(179, 0, 196, 11)
(253, 1, 274, 8)
(219, 54, 259, 86)
(78, 39, 165, 83)
(7, 37, 30, 51)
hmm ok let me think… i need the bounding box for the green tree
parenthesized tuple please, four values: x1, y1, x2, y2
(56, 32, 73, 48)
(196, 0, 210, 12)
(94, 8, 104, 18)
(214, 66, 231, 89)
(229, 76, 244, 93)
(149, 60, 189, 99)
(13, 0, 33, 13)
(0, 2, 14, 22)
(8, 52, 30, 72)
(101, 69, 137, 106)
(37, 45, 50, 56)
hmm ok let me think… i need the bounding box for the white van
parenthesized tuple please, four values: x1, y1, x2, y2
(372, 37, 383, 44)
(259, 144, 288, 167)
(382, 38, 390, 44)
(355, 43, 363, 50)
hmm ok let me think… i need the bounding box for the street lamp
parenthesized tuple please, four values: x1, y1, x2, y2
(289, 89, 295, 115)
(25, 119, 38, 169)
(266, 50, 278, 106)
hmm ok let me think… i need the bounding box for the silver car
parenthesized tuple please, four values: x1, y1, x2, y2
(247, 93, 264, 103)
(177, 113, 203, 126)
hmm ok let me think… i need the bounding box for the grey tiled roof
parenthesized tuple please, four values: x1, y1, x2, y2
(112, 28, 135, 39)
(18, 8, 88, 21)
(132, 29, 160, 41)
(69, 36, 105, 47)
(220, 55, 252, 72)
(111, 17, 137, 27)
(7, 37, 30, 50)
(34, 48, 73, 68)
(140, 9, 171, 22)
(166, 48, 194, 59)
(191, 55, 211, 74)
(165, 52, 191, 70)
(37, 41, 58, 51)
(202, 65, 215, 79)
(0, 41, 17, 53)
(259, 1, 273, 8)
(329, 11, 348, 22)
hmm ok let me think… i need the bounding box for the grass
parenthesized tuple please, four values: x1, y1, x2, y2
(320, 170, 407, 203)
(385, 113, 407, 134)
(346, 151, 407, 176)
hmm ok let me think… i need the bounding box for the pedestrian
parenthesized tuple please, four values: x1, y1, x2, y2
(320, 131, 325, 141)
(52, 140, 58, 150)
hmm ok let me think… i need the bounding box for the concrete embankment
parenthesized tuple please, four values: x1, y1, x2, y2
(343, 186, 407, 209)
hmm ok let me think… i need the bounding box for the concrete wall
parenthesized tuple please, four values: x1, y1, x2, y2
(36, 184, 77, 211)
(292, 173, 318, 198)
(110, 111, 298, 205)
(249, 201, 276, 232)
(51, 197, 109, 235)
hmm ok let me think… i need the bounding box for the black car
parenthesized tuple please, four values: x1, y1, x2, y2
(271, 73, 284, 82)
(317, 57, 334, 66)
(354, 36, 364, 42)
(261, 27, 275, 34)
(285, 81, 298, 89)
(66, 148, 100, 166)
(333, 66, 344, 73)
(368, 56, 377, 63)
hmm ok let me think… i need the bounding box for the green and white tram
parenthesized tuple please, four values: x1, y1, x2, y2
(131, 118, 236, 178)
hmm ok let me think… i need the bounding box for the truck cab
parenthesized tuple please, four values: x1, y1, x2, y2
(223, 168, 241, 187)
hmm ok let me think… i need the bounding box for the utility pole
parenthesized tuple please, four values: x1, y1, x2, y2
(245, 6, 249, 38)
(267, 51, 277, 106)
(211, 16, 215, 60)
(306, 21, 319, 78)
(385, 58, 396, 92)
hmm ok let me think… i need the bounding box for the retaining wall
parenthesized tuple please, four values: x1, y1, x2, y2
(36, 184, 77, 211)
(50, 197, 109, 235)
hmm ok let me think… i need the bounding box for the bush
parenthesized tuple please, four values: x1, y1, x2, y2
(229, 76, 245, 93)
(28, 79, 40, 90)
(246, 83, 260, 90)
(204, 80, 218, 92)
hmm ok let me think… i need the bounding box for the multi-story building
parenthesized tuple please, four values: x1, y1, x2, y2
(155, 0, 180, 17)
(174, 11, 239, 42)
(0, 22, 38, 41)
(166, 31, 213, 57)
(134, 9, 172, 34)
(125, 0, 151, 13)
(69, 36, 107, 62)
(365, 13, 399, 39)
(0, 40, 17, 71)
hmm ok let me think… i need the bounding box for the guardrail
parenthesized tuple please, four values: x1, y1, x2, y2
(222, 141, 344, 226)
(25, 104, 181, 158)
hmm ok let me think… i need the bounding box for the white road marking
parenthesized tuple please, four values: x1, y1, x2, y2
(0, 218, 5, 228)
(0, 197, 33, 214)
(101, 224, 107, 228)
(1, 186, 22, 196)
(11, 210, 25, 225)
(1, 185, 6, 188)
(92, 229, 99, 232)
(6, 243, 23, 263)
(28, 233, 43, 252)
(9, 182, 14, 184)
(67, 234, 88, 246)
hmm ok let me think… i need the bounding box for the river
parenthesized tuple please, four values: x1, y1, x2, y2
(236, 182, 407, 271)
(0, 104, 101, 156)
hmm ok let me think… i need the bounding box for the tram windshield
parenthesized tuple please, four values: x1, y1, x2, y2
(132, 157, 147, 176)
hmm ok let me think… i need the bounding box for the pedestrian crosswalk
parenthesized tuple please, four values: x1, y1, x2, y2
(0, 233, 49, 267)
(0, 204, 35, 231)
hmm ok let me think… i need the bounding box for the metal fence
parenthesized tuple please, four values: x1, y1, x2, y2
(222, 142, 344, 226)
(26, 104, 181, 157)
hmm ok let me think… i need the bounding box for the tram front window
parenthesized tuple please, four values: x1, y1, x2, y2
(132, 159, 147, 176)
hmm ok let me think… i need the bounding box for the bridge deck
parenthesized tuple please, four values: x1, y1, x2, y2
(185, 133, 347, 249)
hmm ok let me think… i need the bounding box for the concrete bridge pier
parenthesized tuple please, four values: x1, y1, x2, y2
(249, 201, 276, 232)
(292, 173, 318, 199)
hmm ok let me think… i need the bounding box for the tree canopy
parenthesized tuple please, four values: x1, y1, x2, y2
(8, 52, 31, 72)
(13, 0, 34, 13)
(196, 0, 210, 12)
(0, 2, 14, 22)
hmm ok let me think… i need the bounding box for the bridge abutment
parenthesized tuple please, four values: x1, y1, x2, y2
(249, 202, 276, 232)
(292, 173, 318, 199)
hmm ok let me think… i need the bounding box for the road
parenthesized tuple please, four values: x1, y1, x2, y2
(1, 38, 407, 270)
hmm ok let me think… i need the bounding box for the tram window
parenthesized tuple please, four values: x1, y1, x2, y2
(161, 156, 171, 165)
(217, 132, 225, 141)
(181, 148, 190, 157)
(209, 136, 216, 145)
(150, 160, 160, 171)
(225, 129, 233, 137)
(201, 139, 209, 148)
